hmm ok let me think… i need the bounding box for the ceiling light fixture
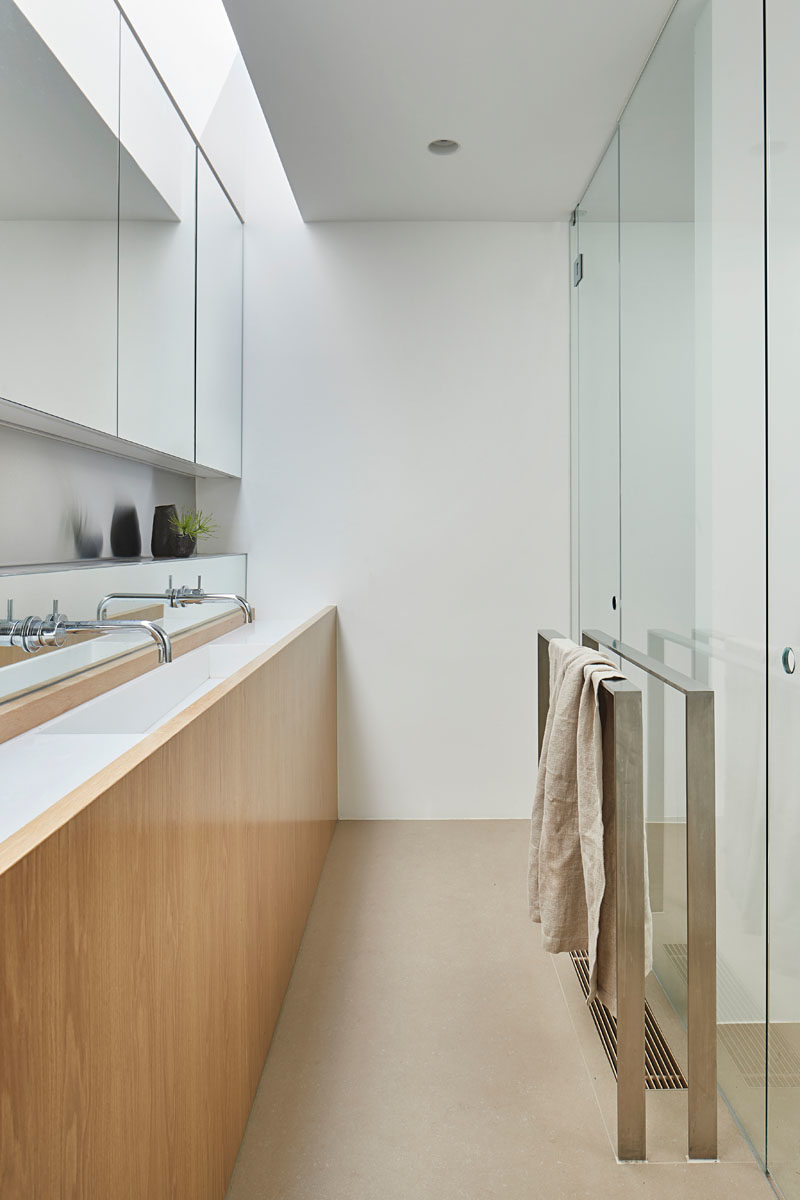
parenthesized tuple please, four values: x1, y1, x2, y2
(428, 139, 460, 155)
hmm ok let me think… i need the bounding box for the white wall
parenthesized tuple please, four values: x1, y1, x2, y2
(0, 424, 194, 565)
(203, 219, 570, 819)
(192, 67, 570, 817)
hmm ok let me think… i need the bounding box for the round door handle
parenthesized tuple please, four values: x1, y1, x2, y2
(782, 647, 796, 675)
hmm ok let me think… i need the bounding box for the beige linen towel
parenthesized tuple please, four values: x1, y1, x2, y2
(529, 637, 653, 1012)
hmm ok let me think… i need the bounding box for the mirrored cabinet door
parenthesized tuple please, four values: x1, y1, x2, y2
(195, 154, 243, 477)
(0, 0, 119, 433)
(117, 23, 196, 460)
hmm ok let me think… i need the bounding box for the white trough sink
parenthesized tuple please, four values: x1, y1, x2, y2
(41, 618, 299, 736)
(45, 641, 270, 735)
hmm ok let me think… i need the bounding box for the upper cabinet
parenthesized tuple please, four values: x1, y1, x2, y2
(195, 156, 243, 476)
(0, 0, 119, 434)
(117, 24, 196, 461)
(0, 0, 243, 478)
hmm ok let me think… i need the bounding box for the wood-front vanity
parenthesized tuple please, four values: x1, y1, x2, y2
(0, 607, 338, 1198)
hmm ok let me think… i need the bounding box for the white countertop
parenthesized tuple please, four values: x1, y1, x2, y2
(0, 616, 312, 849)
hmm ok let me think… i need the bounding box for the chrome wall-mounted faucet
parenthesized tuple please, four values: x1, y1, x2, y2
(0, 599, 172, 664)
(97, 575, 254, 624)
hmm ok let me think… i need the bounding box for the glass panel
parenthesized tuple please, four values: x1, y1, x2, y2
(117, 21, 196, 460)
(619, 0, 697, 1050)
(766, 0, 800, 1191)
(574, 133, 620, 640)
(618, 0, 767, 1163)
(0, 0, 119, 432)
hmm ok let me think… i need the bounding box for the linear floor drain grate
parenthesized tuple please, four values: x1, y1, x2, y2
(570, 951, 687, 1090)
(663, 943, 800, 1087)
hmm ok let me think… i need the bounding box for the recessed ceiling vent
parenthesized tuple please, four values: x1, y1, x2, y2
(428, 139, 460, 155)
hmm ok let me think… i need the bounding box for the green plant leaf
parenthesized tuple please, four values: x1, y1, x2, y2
(168, 507, 218, 540)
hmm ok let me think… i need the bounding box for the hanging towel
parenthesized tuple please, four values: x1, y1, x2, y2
(529, 637, 653, 1012)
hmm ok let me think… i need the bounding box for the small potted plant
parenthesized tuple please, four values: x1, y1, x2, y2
(167, 507, 218, 558)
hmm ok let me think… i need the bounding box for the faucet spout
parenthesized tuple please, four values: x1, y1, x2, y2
(63, 619, 173, 664)
(0, 614, 173, 664)
(199, 593, 254, 623)
(97, 585, 254, 625)
(97, 592, 177, 620)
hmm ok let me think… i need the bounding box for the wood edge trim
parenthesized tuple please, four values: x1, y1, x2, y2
(0, 607, 337, 877)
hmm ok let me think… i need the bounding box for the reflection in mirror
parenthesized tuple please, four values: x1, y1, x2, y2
(195, 154, 243, 475)
(117, 23, 196, 460)
(0, 0, 119, 432)
(0, 554, 248, 704)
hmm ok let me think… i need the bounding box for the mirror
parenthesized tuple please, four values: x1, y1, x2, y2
(195, 154, 243, 475)
(0, 553, 248, 704)
(0, 0, 243, 476)
(117, 23, 196, 460)
(0, 0, 119, 433)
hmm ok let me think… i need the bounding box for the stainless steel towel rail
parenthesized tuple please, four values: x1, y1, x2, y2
(645, 626, 730, 910)
(582, 629, 717, 1162)
(538, 630, 647, 1161)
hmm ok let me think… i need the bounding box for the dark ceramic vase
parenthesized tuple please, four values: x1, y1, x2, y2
(110, 504, 141, 558)
(151, 504, 179, 558)
(173, 533, 197, 558)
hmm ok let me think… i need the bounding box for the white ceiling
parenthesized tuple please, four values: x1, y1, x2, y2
(222, 0, 677, 221)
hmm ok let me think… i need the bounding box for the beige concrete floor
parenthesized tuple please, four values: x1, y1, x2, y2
(225, 821, 774, 1200)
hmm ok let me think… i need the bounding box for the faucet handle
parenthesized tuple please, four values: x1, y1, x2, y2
(6, 599, 12, 620)
(197, 575, 202, 590)
(168, 574, 173, 590)
(45, 599, 67, 635)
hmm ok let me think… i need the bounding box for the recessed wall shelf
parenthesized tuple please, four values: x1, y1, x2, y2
(0, 553, 245, 577)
